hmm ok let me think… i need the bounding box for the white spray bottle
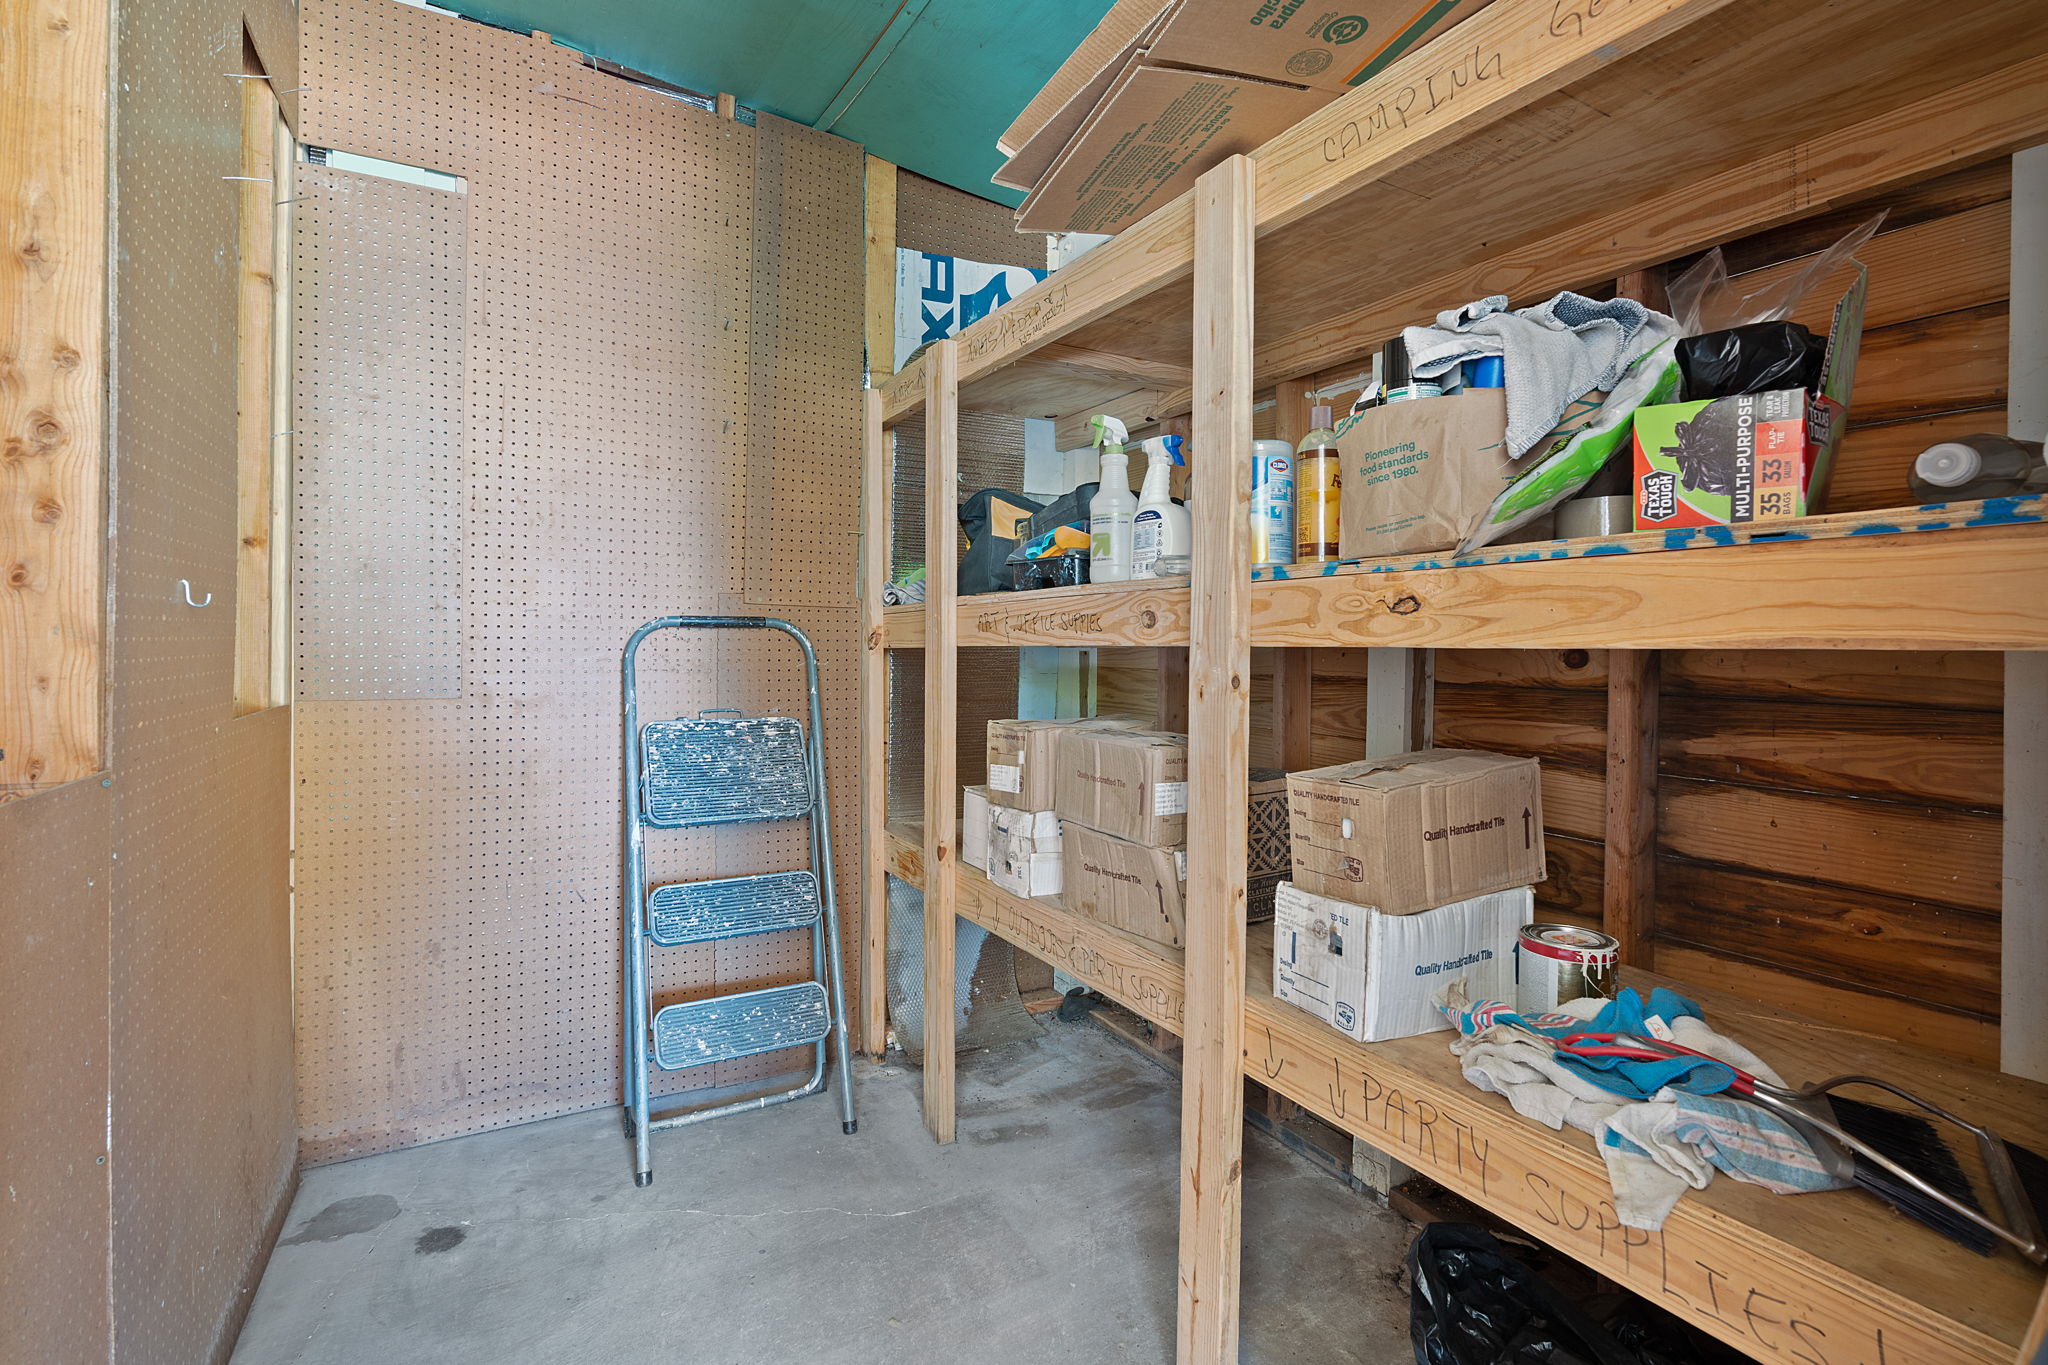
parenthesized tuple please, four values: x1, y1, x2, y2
(1131, 434, 1190, 579)
(1088, 415, 1136, 583)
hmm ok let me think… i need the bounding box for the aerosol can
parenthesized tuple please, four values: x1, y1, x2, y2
(1251, 439, 1296, 565)
(1132, 434, 1190, 578)
(1089, 415, 1136, 583)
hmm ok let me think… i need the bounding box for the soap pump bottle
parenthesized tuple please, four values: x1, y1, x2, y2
(1088, 415, 1136, 583)
(1132, 434, 1190, 579)
(1295, 405, 1341, 563)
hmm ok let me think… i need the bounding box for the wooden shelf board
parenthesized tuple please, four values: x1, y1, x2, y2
(884, 503, 2048, 651)
(878, 1, 2048, 434)
(886, 834, 2047, 1365)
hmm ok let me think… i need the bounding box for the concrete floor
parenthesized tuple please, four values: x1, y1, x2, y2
(233, 1019, 1414, 1364)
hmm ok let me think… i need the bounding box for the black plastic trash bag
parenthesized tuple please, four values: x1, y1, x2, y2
(1676, 321, 1827, 401)
(1408, 1224, 1632, 1365)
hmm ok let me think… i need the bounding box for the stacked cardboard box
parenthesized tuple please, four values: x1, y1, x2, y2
(997, 0, 1496, 234)
(1054, 727, 1289, 948)
(965, 716, 1144, 902)
(1274, 748, 1543, 1041)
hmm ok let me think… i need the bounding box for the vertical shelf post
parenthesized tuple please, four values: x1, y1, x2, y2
(1177, 154, 1255, 1365)
(921, 339, 961, 1144)
(1604, 650, 1661, 967)
(860, 389, 890, 1060)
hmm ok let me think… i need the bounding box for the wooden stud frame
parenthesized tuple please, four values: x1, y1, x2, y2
(921, 339, 960, 1143)
(1604, 651, 1661, 966)
(1177, 154, 1255, 1365)
(861, 389, 890, 1059)
(1, 0, 107, 790)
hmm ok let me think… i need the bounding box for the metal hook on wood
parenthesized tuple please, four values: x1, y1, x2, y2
(178, 579, 213, 608)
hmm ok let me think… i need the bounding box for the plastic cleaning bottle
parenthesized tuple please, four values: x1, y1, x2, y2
(1088, 415, 1136, 583)
(1908, 433, 2047, 502)
(1131, 434, 1190, 579)
(1295, 405, 1341, 563)
(1251, 439, 1296, 566)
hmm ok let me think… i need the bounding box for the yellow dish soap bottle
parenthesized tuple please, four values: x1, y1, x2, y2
(1295, 404, 1341, 563)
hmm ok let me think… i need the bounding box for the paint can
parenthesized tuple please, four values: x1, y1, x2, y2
(1251, 439, 1296, 565)
(1515, 923, 1619, 1014)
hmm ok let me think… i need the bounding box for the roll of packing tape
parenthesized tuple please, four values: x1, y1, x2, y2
(1557, 494, 1633, 540)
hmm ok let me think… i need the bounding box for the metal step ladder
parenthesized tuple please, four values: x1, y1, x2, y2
(621, 616, 856, 1187)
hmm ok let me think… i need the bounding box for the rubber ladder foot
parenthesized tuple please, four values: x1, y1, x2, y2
(634, 1171, 653, 1188)
(843, 1121, 858, 1136)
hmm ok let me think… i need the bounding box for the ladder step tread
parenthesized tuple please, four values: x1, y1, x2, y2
(641, 716, 811, 827)
(651, 982, 830, 1071)
(648, 870, 820, 945)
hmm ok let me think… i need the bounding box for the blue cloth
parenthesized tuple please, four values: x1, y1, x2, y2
(1550, 989, 1737, 1099)
(1443, 987, 1739, 1100)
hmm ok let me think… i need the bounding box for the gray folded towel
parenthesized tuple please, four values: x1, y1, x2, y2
(1403, 292, 1679, 458)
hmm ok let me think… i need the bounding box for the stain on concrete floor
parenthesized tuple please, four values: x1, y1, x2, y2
(277, 1195, 400, 1247)
(232, 1020, 1414, 1364)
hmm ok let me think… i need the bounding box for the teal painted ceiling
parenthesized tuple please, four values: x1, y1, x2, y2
(423, 0, 1118, 206)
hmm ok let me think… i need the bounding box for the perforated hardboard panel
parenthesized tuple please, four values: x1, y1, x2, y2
(100, 0, 302, 1359)
(294, 0, 865, 1159)
(0, 780, 112, 1364)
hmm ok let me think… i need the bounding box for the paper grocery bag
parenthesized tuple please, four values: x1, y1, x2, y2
(1335, 391, 1516, 560)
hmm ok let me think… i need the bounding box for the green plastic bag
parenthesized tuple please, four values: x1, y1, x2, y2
(1457, 339, 1682, 554)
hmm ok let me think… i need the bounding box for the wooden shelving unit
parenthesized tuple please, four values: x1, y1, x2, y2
(860, 3, 2048, 1361)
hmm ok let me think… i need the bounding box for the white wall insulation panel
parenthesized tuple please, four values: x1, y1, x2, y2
(293, 165, 465, 700)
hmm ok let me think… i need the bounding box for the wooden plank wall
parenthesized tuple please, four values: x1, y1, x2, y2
(1096, 164, 2013, 1066)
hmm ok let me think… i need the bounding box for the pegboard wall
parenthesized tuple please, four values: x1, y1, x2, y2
(0, 1, 314, 1362)
(293, 0, 865, 1160)
(294, 166, 465, 699)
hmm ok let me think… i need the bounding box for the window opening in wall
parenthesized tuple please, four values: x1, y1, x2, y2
(301, 146, 466, 193)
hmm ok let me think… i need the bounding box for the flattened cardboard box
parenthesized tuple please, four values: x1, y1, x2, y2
(1054, 725, 1190, 847)
(986, 714, 1143, 812)
(998, 0, 1166, 156)
(962, 785, 993, 872)
(1016, 64, 1321, 235)
(1273, 880, 1532, 1042)
(1065, 823, 1187, 949)
(988, 805, 1064, 898)
(1007, 0, 1497, 234)
(1145, 0, 1497, 94)
(1288, 748, 1543, 913)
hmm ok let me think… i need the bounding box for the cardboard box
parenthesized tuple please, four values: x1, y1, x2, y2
(1248, 767, 1290, 922)
(1632, 268, 1867, 529)
(1336, 391, 1518, 560)
(1288, 748, 1544, 913)
(1632, 389, 1812, 528)
(1008, 0, 1497, 234)
(1054, 725, 1189, 847)
(962, 785, 993, 872)
(987, 806, 1064, 898)
(1273, 880, 1532, 1042)
(998, 0, 1167, 157)
(1064, 822, 1187, 948)
(1016, 64, 1322, 235)
(986, 714, 1143, 812)
(1145, 0, 1496, 93)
